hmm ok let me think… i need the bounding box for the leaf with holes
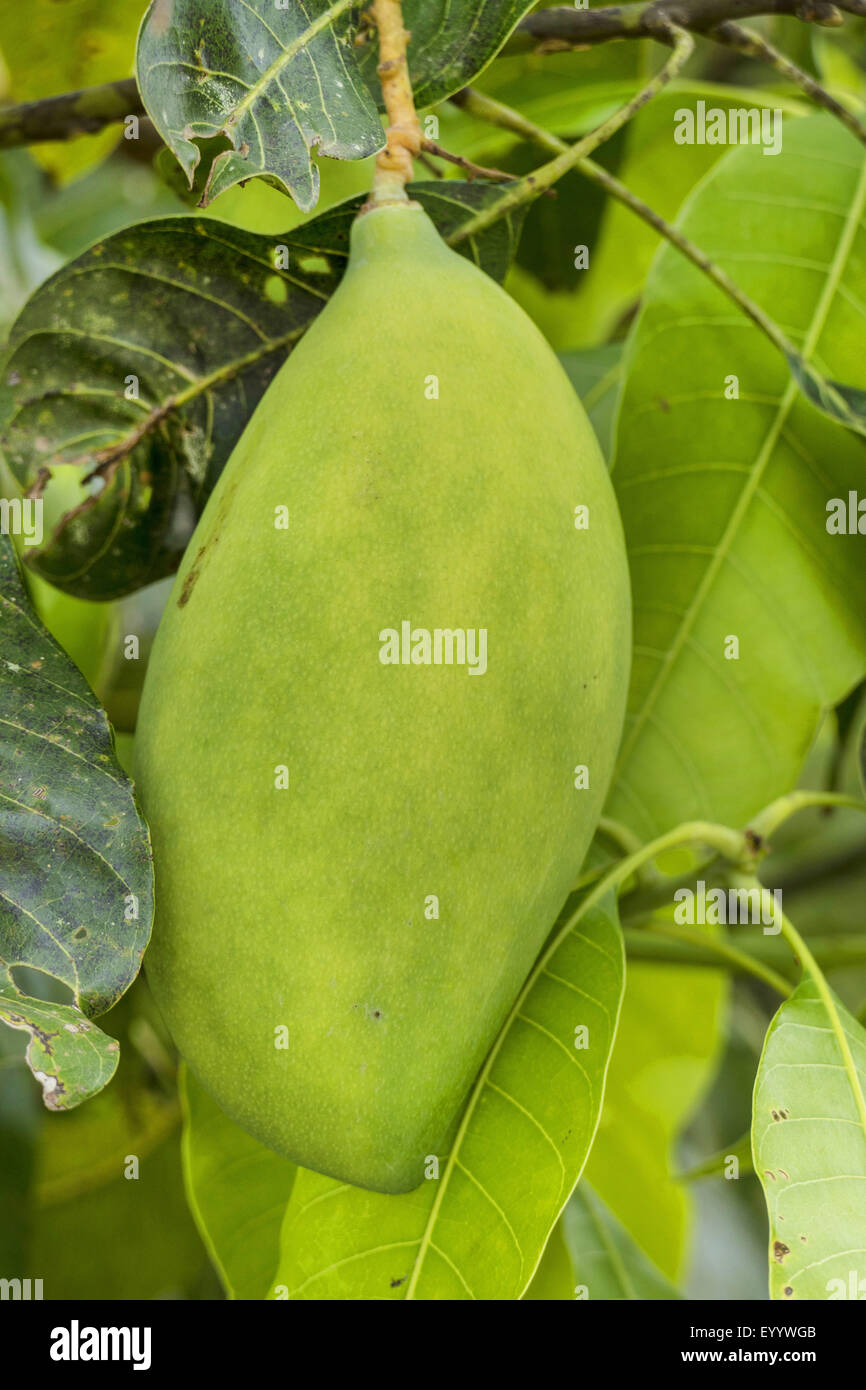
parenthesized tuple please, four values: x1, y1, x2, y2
(0, 182, 526, 601)
(269, 891, 622, 1301)
(136, 0, 383, 211)
(0, 535, 152, 1108)
(752, 976, 866, 1300)
(608, 114, 866, 843)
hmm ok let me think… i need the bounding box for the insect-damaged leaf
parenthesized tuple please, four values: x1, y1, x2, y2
(0, 534, 152, 1108)
(752, 977, 866, 1300)
(136, 0, 384, 211)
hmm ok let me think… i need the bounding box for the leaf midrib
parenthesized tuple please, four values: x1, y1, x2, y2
(613, 153, 866, 788)
(227, 0, 358, 129)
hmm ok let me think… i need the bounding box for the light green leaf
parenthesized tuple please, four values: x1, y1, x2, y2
(564, 1185, 682, 1299)
(569, 85, 808, 347)
(181, 1065, 296, 1300)
(752, 976, 866, 1300)
(585, 957, 726, 1280)
(0, 0, 143, 182)
(559, 343, 623, 462)
(609, 114, 866, 843)
(523, 1221, 575, 1300)
(271, 892, 623, 1301)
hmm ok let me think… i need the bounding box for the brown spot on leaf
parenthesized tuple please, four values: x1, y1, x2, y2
(773, 1241, 790, 1262)
(390, 1275, 407, 1288)
(150, 0, 174, 37)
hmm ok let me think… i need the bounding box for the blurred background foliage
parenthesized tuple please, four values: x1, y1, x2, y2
(0, 0, 864, 1300)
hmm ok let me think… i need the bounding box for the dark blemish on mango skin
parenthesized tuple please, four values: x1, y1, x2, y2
(178, 533, 218, 607)
(177, 483, 239, 607)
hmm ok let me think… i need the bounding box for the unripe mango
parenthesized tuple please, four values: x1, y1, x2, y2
(135, 203, 631, 1193)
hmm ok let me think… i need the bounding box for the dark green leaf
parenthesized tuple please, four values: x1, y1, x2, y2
(788, 350, 866, 439)
(492, 130, 628, 294)
(0, 534, 152, 1107)
(136, 0, 383, 211)
(357, 1, 536, 111)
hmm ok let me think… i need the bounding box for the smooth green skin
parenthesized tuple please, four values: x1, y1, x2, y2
(135, 204, 631, 1193)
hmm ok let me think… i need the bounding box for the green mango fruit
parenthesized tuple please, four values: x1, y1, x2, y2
(135, 202, 631, 1193)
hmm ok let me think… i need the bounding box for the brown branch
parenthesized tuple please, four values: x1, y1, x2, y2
(0, 0, 864, 153)
(420, 140, 517, 182)
(516, 0, 865, 47)
(370, 0, 421, 200)
(0, 78, 142, 149)
(709, 20, 866, 146)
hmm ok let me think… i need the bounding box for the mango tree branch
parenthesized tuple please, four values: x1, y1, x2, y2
(450, 85, 805, 365)
(1, 0, 863, 151)
(368, 0, 422, 204)
(448, 25, 695, 246)
(0, 78, 141, 149)
(517, 0, 866, 47)
(709, 20, 866, 147)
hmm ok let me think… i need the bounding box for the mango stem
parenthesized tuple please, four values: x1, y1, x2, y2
(369, 0, 421, 204)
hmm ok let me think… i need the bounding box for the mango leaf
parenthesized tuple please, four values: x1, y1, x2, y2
(584, 952, 726, 1280)
(271, 892, 623, 1301)
(553, 84, 809, 349)
(563, 1185, 682, 1299)
(752, 977, 866, 1300)
(608, 114, 866, 843)
(523, 1221, 575, 1300)
(136, 0, 383, 211)
(559, 343, 623, 463)
(0, 534, 152, 1108)
(859, 721, 866, 797)
(181, 1065, 296, 1300)
(29, 1030, 210, 1299)
(356, 1, 536, 114)
(137, 0, 534, 209)
(0, 181, 526, 601)
(789, 353, 866, 439)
